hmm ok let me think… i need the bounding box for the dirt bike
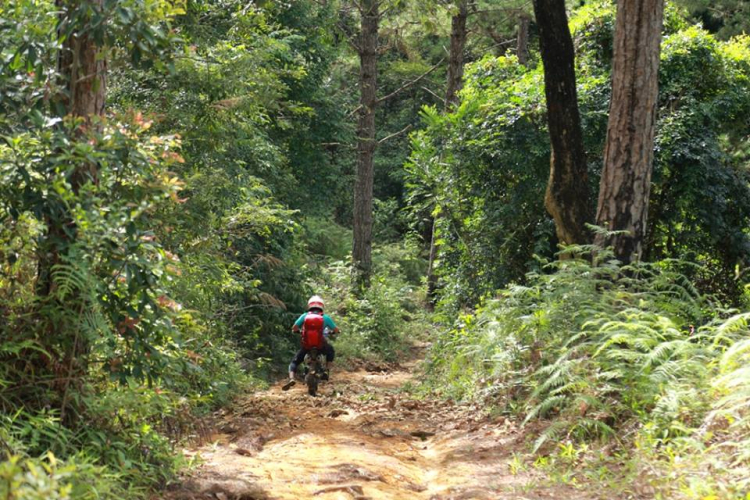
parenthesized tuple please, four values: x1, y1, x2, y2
(300, 328, 335, 396)
(301, 347, 327, 396)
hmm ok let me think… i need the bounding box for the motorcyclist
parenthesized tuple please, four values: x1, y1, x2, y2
(282, 295, 339, 391)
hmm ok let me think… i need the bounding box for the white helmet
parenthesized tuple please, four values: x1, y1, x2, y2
(307, 295, 325, 311)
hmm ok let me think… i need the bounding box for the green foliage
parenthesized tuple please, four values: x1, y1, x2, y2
(0, 112, 212, 497)
(0, 410, 143, 498)
(302, 217, 353, 262)
(312, 242, 428, 363)
(424, 244, 750, 495)
(0, 0, 275, 495)
(108, 0, 357, 370)
(675, 0, 750, 40)
(0, 112, 188, 394)
(405, 58, 554, 307)
(650, 29, 750, 301)
(407, 3, 750, 309)
(0, 453, 127, 500)
(3, 0, 749, 496)
(2, 0, 436, 493)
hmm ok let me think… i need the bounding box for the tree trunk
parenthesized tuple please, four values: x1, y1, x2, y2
(444, 0, 468, 109)
(352, 0, 379, 286)
(516, 13, 531, 66)
(533, 0, 590, 247)
(35, 0, 107, 420)
(56, 0, 107, 125)
(425, 0, 468, 307)
(425, 215, 439, 308)
(38, 0, 107, 296)
(595, 0, 664, 263)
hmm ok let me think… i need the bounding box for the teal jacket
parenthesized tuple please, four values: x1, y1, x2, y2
(294, 313, 337, 331)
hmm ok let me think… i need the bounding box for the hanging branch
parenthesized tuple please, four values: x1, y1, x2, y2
(378, 124, 413, 144)
(421, 85, 443, 102)
(376, 58, 445, 105)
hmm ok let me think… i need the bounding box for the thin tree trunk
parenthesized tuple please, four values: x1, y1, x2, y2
(38, 0, 107, 296)
(352, 0, 379, 286)
(56, 0, 107, 124)
(425, 217, 439, 308)
(595, 0, 664, 263)
(444, 0, 468, 109)
(516, 14, 531, 66)
(425, 0, 468, 307)
(533, 0, 590, 247)
(36, 0, 107, 420)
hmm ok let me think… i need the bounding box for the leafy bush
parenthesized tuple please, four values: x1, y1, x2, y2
(301, 217, 352, 262)
(424, 245, 750, 495)
(0, 411, 139, 499)
(311, 243, 428, 363)
(0, 453, 127, 500)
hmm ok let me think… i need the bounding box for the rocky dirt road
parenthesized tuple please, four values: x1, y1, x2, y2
(163, 356, 593, 500)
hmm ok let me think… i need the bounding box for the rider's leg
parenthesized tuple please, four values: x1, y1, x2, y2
(283, 348, 307, 390)
(290, 348, 307, 376)
(324, 343, 335, 373)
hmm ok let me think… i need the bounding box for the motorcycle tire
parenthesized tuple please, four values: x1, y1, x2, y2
(305, 372, 318, 396)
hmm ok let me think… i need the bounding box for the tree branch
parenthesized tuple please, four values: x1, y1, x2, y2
(378, 124, 413, 144)
(347, 104, 363, 118)
(421, 85, 443, 102)
(376, 58, 445, 105)
(337, 22, 362, 52)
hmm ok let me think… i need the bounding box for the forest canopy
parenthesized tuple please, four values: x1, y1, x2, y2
(1, 0, 749, 497)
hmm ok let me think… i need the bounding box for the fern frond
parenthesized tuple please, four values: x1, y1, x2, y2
(525, 395, 567, 422)
(51, 263, 89, 300)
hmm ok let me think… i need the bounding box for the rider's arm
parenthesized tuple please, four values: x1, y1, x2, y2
(292, 313, 306, 333)
(323, 315, 340, 334)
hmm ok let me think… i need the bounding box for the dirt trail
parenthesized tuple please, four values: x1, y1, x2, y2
(165, 352, 591, 500)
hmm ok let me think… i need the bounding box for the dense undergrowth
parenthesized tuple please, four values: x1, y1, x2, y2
(423, 245, 750, 497)
(0, 0, 425, 495)
(2, 0, 750, 497)
(410, 6, 750, 496)
(0, 212, 423, 498)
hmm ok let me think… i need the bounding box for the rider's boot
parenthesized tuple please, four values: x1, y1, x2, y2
(282, 371, 296, 391)
(321, 363, 331, 381)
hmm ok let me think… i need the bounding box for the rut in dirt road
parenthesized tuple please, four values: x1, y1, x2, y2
(164, 357, 593, 500)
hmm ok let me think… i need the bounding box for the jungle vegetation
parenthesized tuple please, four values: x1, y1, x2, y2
(0, 0, 749, 497)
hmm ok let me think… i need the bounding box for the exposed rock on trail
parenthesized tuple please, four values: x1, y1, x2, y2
(163, 358, 593, 500)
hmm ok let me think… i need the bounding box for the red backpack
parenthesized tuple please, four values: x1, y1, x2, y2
(301, 313, 325, 350)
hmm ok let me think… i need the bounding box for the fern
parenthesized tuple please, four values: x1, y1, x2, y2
(51, 263, 90, 301)
(525, 395, 567, 423)
(426, 245, 750, 474)
(533, 420, 569, 453)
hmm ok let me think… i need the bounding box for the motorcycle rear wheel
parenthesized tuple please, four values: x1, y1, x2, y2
(305, 372, 318, 396)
